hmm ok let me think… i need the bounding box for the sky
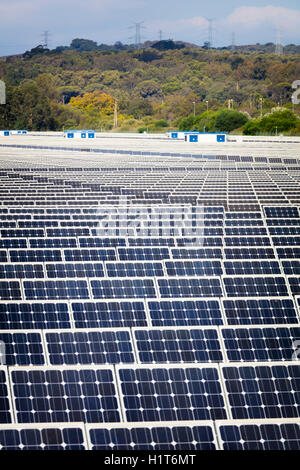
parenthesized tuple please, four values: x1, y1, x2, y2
(0, 0, 300, 55)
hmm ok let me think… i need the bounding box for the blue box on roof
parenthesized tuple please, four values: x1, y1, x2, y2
(64, 130, 95, 139)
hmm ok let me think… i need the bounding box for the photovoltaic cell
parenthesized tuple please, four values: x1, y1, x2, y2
(224, 248, 275, 259)
(158, 278, 223, 298)
(223, 276, 289, 297)
(0, 264, 44, 279)
(105, 262, 164, 278)
(87, 421, 218, 450)
(71, 301, 148, 329)
(223, 260, 281, 276)
(23, 280, 89, 300)
(221, 325, 300, 362)
(133, 327, 223, 364)
(0, 331, 45, 365)
(148, 299, 224, 326)
(222, 298, 299, 325)
(0, 281, 22, 300)
(221, 362, 300, 419)
(10, 366, 121, 423)
(0, 423, 87, 450)
(91, 279, 156, 299)
(117, 365, 227, 422)
(45, 263, 104, 279)
(171, 248, 222, 259)
(0, 302, 71, 330)
(64, 249, 116, 262)
(264, 207, 299, 218)
(118, 248, 170, 261)
(10, 250, 62, 263)
(216, 419, 300, 450)
(45, 329, 135, 365)
(0, 367, 13, 423)
(165, 260, 222, 277)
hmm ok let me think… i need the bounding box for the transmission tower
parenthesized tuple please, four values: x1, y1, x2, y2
(129, 22, 145, 49)
(206, 19, 214, 48)
(42, 31, 50, 48)
(275, 29, 283, 55)
(159, 30, 163, 41)
(231, 32, 236, 51)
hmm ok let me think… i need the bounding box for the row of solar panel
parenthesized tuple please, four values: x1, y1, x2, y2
(1, 246, 300, 262)
(1, 207, 297, 218)
(2, 224, 300, 239)
(0, 206, 298, 221)
(1, 324, 300, 366)
(0, 297, 299, 329)
(0, 275, 299, 300)
(0, 419, 299, 450)
(0, 259, 299, 279)
(1, 362, 300, 424)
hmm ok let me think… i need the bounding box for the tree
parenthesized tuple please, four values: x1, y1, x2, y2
(70, 91, 115, 116)
(70, 39, 98, 52)
(215, 110, 248, 132)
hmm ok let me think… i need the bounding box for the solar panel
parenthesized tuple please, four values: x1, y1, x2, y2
(0, 330, 45, 365)
(0, 281, 22, 300)
(0, 423, 88, 450)
(79, 238, 126, 248)
(157, 278, 223, 298)
(90, 279, 156, 299)
(165, 260, 223, 277)
(0, 302, 71, 330)
(0, 239, 27, 249)
(281, 260, 300, 275)
(223, 276, 289, 297)
(10, 250, 62, 263)
(45, 263, 104, 279)
(10, 366, 121, 423)
(30, 238, 77, 248)
(71, 301, 148, 329)
(287, 277, 300, 296)
(221, 362, 300, 419)
(23, 280, 89, 300)
(225, 237, 271, 247)
(133, 327, 223, 364)
(264, 207, 299, 218)
(0, 264, 44, 279)
(171, 248, 222, 259)
(44, 328, 135, 365)
(0, 367, 13, 423)
(105, 262, 164, 278)
(216, 419, 300, 450)
(224, 247, 276, 259)
(222, 298, 298, 325)
(87, 421, 218, 450)
(276, 247, 300, 259)
(223, 260, 281, 275)
(117, 364, 228, 422)
(118, 247, 170, 261)
(221, 325, 300, 362)
(147, 299, 224, 326)
(64, 249, 116, 262)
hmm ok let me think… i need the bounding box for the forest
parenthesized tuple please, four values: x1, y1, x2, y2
(0, 39, 300, 135)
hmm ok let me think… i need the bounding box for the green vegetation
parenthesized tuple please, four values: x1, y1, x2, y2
(243, 110, 298, 135)
(0, 41, 300, 133)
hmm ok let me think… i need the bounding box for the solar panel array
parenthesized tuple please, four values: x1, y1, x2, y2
(0, 145, 300, 450)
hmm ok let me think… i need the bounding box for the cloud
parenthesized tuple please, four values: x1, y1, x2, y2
(223, 5, 300, 34)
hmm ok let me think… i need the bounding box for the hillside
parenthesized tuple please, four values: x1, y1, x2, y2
(0, 42, 300, 132)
